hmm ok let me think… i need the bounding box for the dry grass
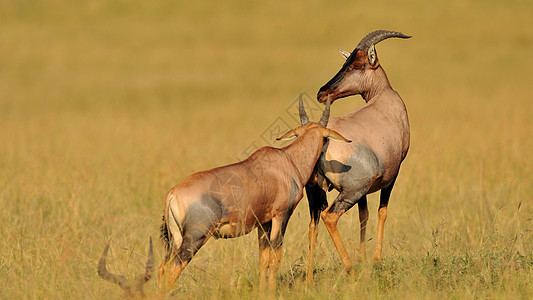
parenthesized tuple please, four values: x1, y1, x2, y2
(1, 0, 532, 299)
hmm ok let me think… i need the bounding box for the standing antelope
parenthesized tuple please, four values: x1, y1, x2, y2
(97, 238, 154, 299)
(306, 30, 411, 282)
(158, 96, 350, 291)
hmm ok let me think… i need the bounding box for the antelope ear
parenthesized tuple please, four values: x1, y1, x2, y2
(324, 129, 351, 143)
(276, 129, 298, 141)
(338, 48, 351, 60)
(368, 44, 378, 67)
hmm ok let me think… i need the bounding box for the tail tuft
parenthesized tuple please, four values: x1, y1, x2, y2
(160, 214, 171, 251)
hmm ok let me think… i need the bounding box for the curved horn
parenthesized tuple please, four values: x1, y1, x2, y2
(97, 241, 130, 291)
(318, 95, 331, 127)
(356, 30, 411, 51)
(133, 237, 154, 289)
(298, 93, 310, 125)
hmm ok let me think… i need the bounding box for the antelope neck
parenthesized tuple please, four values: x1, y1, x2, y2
(280, 131, 323, 184)
(361, 67, 391, 102)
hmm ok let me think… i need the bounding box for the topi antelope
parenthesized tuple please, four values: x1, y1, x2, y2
(306, 30, 411, 282)
(158, 95, 350, 292)
(97, 237, 154, 299)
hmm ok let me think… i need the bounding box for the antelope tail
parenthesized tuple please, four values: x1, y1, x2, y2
(160, 216, 171, 251)
(160, 194, 184, 252)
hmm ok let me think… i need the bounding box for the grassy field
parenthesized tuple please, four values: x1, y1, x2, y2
(1, 0, 532, 299)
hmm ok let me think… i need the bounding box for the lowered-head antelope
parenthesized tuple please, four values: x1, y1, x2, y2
(306, 30, 411, 282)
(158, 95, 350, 291)
(97, 238, 154, 299)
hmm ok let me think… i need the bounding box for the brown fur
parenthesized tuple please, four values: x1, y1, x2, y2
(158, 103, 350, 292)
(306, 31, 410, 284)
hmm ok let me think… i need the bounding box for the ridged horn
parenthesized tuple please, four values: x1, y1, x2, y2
(318, 95, 331, 127)
(97, 242, 130, 291)
(97, 237, 154, 297)
(132, 237, 154, 289)
(298, 93, 310, 125)
(356, 30, 411, 51)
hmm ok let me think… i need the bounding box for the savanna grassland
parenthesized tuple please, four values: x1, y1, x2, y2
(1, 1, 532, 299)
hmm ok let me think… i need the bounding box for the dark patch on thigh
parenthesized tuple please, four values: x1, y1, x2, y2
(272, 179, 301, 248)
(339, 145, 384, 193)
(181, 194, 228, 241)
(328, 191, 364, 214)
(317, 150, 352, 176)
(323, 159, 352, 174)
(281, 178, 300, 226)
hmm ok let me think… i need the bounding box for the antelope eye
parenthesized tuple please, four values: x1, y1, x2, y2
(346, 63, 357, 72)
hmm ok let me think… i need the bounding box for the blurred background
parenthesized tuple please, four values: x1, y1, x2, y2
(1, 1, 531, 298)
